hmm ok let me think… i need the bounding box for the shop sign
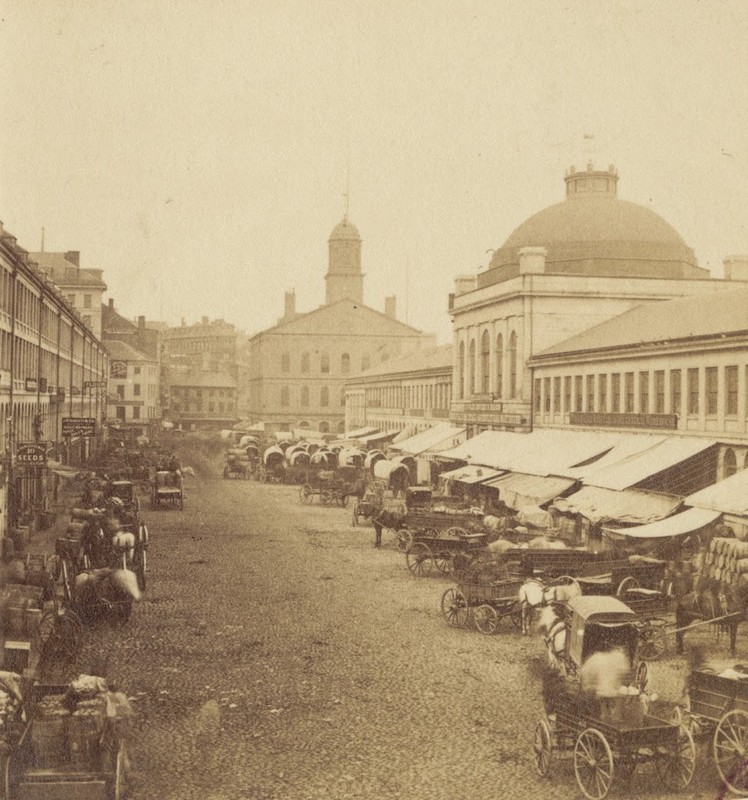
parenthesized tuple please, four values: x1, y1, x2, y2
(569, 412, 678, 430)
(62, 417, 96, 437)
(24, 378, 37, 392)
(16, 443, 47, 466)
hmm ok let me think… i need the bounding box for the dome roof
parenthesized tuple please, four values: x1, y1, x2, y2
(329, 218, 361, 242)
(483, 165, 704, 283)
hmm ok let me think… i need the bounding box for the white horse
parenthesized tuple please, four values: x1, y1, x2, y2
(536, 605, 567, 668)
(517, 577, 581, 635)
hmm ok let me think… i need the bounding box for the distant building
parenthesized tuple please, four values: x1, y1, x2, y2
(168, 371, 238, 429)
(450, 164, 748, 435)
(345, 344, 453, 435)
(105, 339, 160, 437)
(247, 216, 435, 434)
(30, 250, 107, 338)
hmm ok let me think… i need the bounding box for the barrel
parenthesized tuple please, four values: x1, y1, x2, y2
(24, 554, 55, 588)
(32, 708, 69, 769)
(67, 700, 106, 769)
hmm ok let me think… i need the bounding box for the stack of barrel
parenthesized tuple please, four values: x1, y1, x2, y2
(226, 447, 251, 477)
(703, 536, 748, 589)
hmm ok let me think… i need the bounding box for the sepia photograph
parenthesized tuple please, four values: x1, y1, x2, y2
(1, 1, 748, 798)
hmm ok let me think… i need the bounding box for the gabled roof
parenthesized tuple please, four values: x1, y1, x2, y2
(353, 344, 452, 380)
(534, 286, 748, 359)
(102, 303, 137, 334)
(252, 298, 424, 339)
(105, 339, 154, 362)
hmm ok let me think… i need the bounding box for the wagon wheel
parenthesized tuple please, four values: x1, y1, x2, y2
(654, 723, 695, 790)
(440, 587, 469, 628)
(320, 490, 332, 506)
(2, 752, 12, 800)
(508, 605, 523, 630)
(533, 717, 553, 777)
(638, 621, 667, 661)
(134, 546, 147, 592)
(406, 542, 433, 578)
(113, 744, 128, 800)
(616, 575, 638, 596)
(339, 494, 349, 508)
(713, 708, 748, 793)
(396, 529, 413, 553)
(474, 604, 500, 635)
(59, 557, 75, 603)
(446, 526, 467, 538)
(573, 728, 614, 800)
(351, 502, 360, 526)
(433, 553, 452, 575)
(178, 492, 184, 510)
(635, 660, 649, 693)
(299, 484, 313, 505)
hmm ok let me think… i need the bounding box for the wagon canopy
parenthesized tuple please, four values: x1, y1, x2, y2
(310, 450, 335, 467)
(263, 446, 285, 467)
(567, 595, 639, 668)
(373, 460, 409, 486)
(338, 448, 364, 467)
(288, 450, 310, 467)
(364, 450, 386, 471)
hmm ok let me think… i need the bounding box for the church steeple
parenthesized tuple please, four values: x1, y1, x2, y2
(325, 217, 363, 305)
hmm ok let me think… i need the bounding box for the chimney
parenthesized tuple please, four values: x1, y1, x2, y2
(65, 250, 80, 266)
(202, 316, 209, 325)
(384, 295, 397, 319)
(723, 255, 748, 282)
(181, 317, 186, 327)
(518, 246, 547, 275)
(108, 298, 114, 309)
(454, 274, 478, 296)
(284, 290, 296, 318)
(138, 315, 145, 329)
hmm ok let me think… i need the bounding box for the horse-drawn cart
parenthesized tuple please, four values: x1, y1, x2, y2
(405, 529, 487, 578)
(151, 470, 183, 509)
(440, 570, 524, 633)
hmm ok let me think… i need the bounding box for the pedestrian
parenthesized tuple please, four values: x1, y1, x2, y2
(373, 515, 383, 548)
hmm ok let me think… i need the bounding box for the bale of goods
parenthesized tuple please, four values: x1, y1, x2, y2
(65, 522, 86, 538)
(705, 552, 714, 566)
(24, 554, 56, 588)
(737, 558, 748, 574)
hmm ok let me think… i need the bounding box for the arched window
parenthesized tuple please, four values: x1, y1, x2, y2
(320, 386, 329, 407)
(280, 386, 289, 407)
(724, 448, 738, 478)
(281, 352, 290, 372)
(319, 421, 330, 433)
(320, 352, 330, 373)
(300, 386, 309, 406)
(468, 340, 476, 395)
(458, 341, 465, 400)
(480, 330, 490, 394)
(337, 420, 346, 433)
(341, 353, 350, 374)
(361, 354, 370, 371)
(298, 420, 310, 430)
(508, 331, 517, 399)
(496, 333, 503, 398)
(301, 352, 310, 373)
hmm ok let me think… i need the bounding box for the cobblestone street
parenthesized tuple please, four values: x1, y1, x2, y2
(38, 476, 738, 800)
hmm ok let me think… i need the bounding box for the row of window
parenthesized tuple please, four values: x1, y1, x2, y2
(364, 382, 452, 410)
(170, 401, 234, 414)
(281, 351, 372, 374)
(533, 366, 748, 417)
(280, 385, 345, 408)
(66, 293, 93, 309)
(172, 387, 234, 399)
(458, 330, 519, 400)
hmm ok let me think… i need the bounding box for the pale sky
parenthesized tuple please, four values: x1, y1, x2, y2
(1, 0, 747, 343)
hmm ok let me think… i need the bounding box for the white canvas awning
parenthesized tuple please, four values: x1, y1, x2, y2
(553, 486, 682, 525)
(603, 507, 721, 539)
(344, 426, 380, 439)
(685, 470, 748, 517)
(391, 422, 466, 455)
(485, 472, 577, 510)
(439, 465, 506, 485)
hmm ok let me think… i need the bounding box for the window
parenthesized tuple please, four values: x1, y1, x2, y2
(688, 368, 699, 414)
(534, 379, 541, 412)
(553, 377, 561, 412)
(495, 334, 503, 398)
(280, 386, 289, 407)
(468, 340, 476, 395)
(543, 377, 551, 412)
(480, 331, 490, 394)
(133, 384, 141, 397)
(574, 376, 583, 412)
(340, 387, 346, 406)
(319, 421, 330, 434)
(341, 353, 350, 374)
(639, 372, 649, 414)
(321, 386, 329, 407)
(281, 352, 290, 372)
(586, 375, 594, 412)
(116, 384, 125, 399)
(598, 374, 607, 412)
(209, 403, 215, 412)
(82, 315, 91, 327)
(654, 371, 665, 414)
(116, 406, 125, 420)
(134, 367, 141, 375)
(301, 353, 310, 373)
(726, 366, 738, 415)
(625, 373, 634, 413)
(706, 367, 718, 415)
(458, 342, 465, 400)
(83, 294, 91, 308)
(508, 331, 517, 399)
(133, 406, 140, 420)
(66, 294, 75, 306)
(361, 354, 370, 371)
(670, 369, 682, 414)
(301, 386, 309, 406)
(563, 376, 571, 412)
(321, 352, 329, 373)
(724, 448, 738, 478)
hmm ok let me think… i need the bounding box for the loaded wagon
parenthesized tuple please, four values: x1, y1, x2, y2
(299, 465, 363, 507)
(258, 446, 286, 484)
(440, 565, 524, 633)
(404, 529, 488, 578)
(151, 470, 183, 509)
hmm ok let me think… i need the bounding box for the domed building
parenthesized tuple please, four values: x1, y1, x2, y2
(450, 163, 747, 434)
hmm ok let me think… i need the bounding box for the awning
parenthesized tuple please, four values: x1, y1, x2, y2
(603, 507, 722, 539)
(391, 422, 466, 455)
(344, 426, 379, 439)
(439, 465, 506, 485)
(393, 425, 416, 443)
(45, 460, 87, 480)
(577, 436, 717, 491)
(485, 472, 577, 510)
(685, 470, 748, 517)
(553, 485, 682, 525)
(358, 430, 399, 445)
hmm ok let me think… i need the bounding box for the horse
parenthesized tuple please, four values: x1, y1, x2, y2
(73, 568, 142, 624)
(536, 605, 567, 668)
(675, 579, 748, 657)
(518, 577, 581, 635)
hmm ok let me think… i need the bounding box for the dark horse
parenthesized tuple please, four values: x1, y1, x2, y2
(674, 570, 748, 656)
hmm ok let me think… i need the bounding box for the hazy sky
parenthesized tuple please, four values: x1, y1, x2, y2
(1, 1, 746, 343)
